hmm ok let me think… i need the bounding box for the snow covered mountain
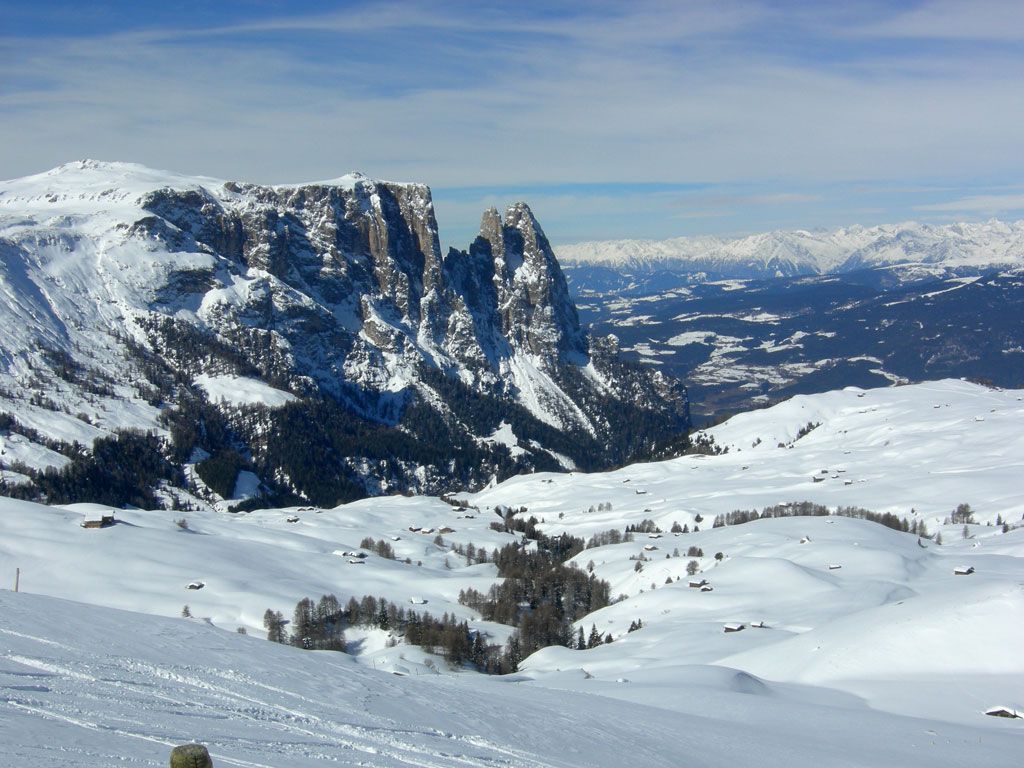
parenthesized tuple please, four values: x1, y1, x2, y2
(562, 220, 1024, 420)
(559, 220, 1024, 292)
(1, 379, 1022, 767)
(0, 161, 688, 506)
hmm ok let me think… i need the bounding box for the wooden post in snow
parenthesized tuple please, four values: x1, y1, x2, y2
(14, 568, 18, 593)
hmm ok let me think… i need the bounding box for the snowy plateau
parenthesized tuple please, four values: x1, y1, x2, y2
(2, 379, 1023, 767)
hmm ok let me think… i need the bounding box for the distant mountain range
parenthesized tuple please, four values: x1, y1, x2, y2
(558, 220, 1024, 293)
(0, 161, 688, 507)
(557, 221, 1024, 421)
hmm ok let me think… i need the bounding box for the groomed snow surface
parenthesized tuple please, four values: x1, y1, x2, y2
(2, 379, 1023, 766)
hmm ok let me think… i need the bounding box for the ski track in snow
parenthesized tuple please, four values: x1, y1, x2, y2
(1, 643, 557, 768)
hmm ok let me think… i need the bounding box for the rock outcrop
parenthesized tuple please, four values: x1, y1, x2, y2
(0, 161, 689, 506)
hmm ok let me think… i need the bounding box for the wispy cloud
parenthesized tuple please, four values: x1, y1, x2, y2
(2, 1, 1023, 240)
(915, 194, 1024, 214)
(851, 0, 1024, 41)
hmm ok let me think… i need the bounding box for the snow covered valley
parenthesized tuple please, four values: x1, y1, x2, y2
(2, 379, 1023, 766)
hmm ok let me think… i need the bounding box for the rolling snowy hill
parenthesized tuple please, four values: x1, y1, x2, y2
(1, 379, 1022, 766)
(5, 588, 1020, 768)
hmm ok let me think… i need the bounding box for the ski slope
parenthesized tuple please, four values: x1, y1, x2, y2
(1, 379, 1023, 765)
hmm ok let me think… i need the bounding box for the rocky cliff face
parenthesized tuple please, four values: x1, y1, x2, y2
(0, 161, 689, 507)
(473, 203, 586, 360)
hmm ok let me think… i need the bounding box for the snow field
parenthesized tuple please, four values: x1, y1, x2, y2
(1, 379, 1023, 766)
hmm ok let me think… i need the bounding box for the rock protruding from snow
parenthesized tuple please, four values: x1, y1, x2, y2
(0, 162, 688, 503)
(453, 203, 585, 364)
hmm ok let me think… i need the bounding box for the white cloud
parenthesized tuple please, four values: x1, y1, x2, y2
(852, 0, 1024, 41)
(915, 194, 1024, 214)
(3, 1, 1023, 240)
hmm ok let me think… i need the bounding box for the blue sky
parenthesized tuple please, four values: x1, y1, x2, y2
(3, 1, 1024, 247)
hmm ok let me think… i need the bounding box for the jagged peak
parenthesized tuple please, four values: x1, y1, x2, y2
(477, 203, 544, 240)
(475, 206, 505, 262)
(504, 200, 535, 219)
(478, 206, 502, 234)
(504, 202, 546, 241)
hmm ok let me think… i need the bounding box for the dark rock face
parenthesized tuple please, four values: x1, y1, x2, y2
(445, 204, 586, 376)
(488, 203, 586, 361)
(2, 166, 690, 506)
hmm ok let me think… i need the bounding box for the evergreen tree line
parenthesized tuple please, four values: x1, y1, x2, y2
(448, 540, 493, 565)
(948, 503, 975, 524)
(625, 519, 661, 533)
(40, 347, 118, 398)
(670, 520, 702, 533)
(359, 537, 397, 559)
(584, 528, 634, 548)
(584, 520, 706, 551)
(264, 593, 517, 672)
(195, 450, 248, 498)
(439, 494, 476, 510)
(710, 500, 933, 536)
(684, 432, 724, 455)
(492, 514, 585, 560)
(3, 429, 180, 509)
(458, 535, 612, 659)
(574, 623, 614, 650)
(790, 421, 821, 443)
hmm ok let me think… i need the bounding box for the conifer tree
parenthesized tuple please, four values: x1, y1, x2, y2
(291, 598, 316, 649)
(263, 609, 287, 643)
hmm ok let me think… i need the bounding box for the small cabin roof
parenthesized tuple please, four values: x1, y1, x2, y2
(984, 706, 1022, 719)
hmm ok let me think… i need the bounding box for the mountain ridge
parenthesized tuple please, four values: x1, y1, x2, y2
(0, 160, 689, 507)
(557, 219, 1024, 288)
